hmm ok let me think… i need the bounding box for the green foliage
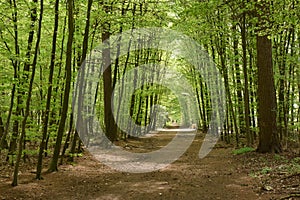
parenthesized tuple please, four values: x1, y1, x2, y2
(260, 167, 272, 174)
(232, 147, 255, 155)
(274, 154, 286, 161)
(250, 155, 300, 180)
(281, 157, 300, 174)
(68, 153, 83, 158)
(23, 149, 39, 156)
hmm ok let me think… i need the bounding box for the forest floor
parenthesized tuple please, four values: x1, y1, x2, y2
(1, 131, 300, 200)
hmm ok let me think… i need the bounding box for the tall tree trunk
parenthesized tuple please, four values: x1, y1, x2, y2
(48, 0, 74, 172)
(0, 25, 18, 151)
(232, 23, 244, 135)
(219, 41, 239, 145)
(7, 0, 20, 164)
(256, 0, 281, 153)
(287, 27, 295, 128)
(256, 35, 281, 153)
(68, 0, 93, 163)
(241, 12, 252, 145)
(12, 0, 44, 186)
(36, 0, 60, 180)
(102, 0, 118, 142)
(249, 48, 257, 140)
(17, 0, 39, 162)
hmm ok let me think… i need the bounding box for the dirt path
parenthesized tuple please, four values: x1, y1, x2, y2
(0, 131, 280, 199)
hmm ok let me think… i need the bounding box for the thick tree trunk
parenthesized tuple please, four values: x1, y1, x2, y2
(256, 35, 281, 153)
(102, 29, 118, 141)
(255, 0, 282, 153)
(100, 0, 118, 142)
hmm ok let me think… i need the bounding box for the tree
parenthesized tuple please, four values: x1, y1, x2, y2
(101, 0, 118, 142)
(36, 0, 60, 179)
(48, 0, 74, 172)
(256, 0, 281, 153)
(241, 9, 253, 146)
(67, 0, 93, 163)
(12, 0, 44, 186)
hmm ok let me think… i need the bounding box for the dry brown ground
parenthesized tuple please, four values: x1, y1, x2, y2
(0, 131, 299, 200)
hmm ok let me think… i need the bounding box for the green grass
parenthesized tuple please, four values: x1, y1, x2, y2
(261, 167, 272, 174)
(232, 147, 255, 155)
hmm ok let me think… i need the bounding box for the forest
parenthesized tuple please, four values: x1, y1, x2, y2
(0, 0, 299, 199)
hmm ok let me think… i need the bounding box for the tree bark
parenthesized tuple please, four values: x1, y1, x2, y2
(48, 0, 74, 172)
(241, 12, 252, 145)
(12, 0, 44, 186)
(256, 35, 281, 153)
(255, 0, 281, 153)
(7, 0, 21, 164)
(102, 0, 118, 142)
(36, 0, 60, 180)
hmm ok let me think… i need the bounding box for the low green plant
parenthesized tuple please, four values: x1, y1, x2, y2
(261, 167, 272, 174)
(232, 147, 255, 155)
(249, 172, 258, 178)
(292, 157, 300, 163)
(274, 154, 283, 160)
(274, 154, 289, 163)
(288, 157, 300, 174)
